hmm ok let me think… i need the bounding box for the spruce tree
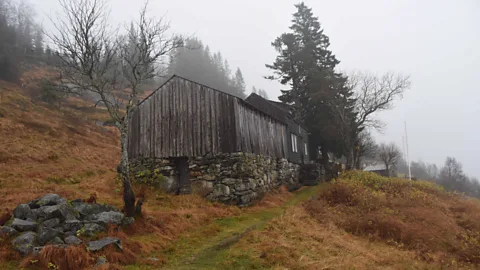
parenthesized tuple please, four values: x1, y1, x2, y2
(266, 2, 356, 165)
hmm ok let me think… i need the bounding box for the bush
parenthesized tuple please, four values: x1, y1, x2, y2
(38, 80, 65, 108)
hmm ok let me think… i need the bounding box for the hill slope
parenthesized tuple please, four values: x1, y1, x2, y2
(1, 72, 480, 269)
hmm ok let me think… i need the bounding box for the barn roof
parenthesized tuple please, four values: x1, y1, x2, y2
(364, 164, 387, 171)
(135, 75, 287, 124)
(245, 93, 308, 131)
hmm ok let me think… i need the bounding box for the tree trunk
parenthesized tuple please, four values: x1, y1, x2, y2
(385, 164, 390, 177)
(320, 146, 336, 181)
(355, 156, 362, 170)
(119, 129, 136, 217)
(345, 148, 354, 170)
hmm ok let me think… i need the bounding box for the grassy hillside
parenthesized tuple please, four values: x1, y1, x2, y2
(1, 71, 480, 269)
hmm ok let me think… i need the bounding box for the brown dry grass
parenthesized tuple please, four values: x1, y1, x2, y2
(229, 206, 436, 270)
(305, 171, 480, 268)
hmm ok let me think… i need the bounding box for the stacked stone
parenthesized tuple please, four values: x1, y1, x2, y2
(0, 194, 133, 257)
(131, 152, 302, 206)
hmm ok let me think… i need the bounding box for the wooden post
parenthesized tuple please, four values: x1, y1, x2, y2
(176, 157, 191, 194)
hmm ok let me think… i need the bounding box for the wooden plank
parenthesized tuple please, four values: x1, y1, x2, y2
(186, 80, 192, 157)
(178, 79, 183, 157)
(211, 91, 217, 154)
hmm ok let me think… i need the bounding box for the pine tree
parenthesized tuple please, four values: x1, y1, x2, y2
(233, 68, 246, 98)
(266, 2, 355, 164)
(167, 38, 247, 98)
(258, 88, 269, 99)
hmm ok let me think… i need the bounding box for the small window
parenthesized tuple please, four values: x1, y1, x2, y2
(304, 143, 308, 155)
(291, 134, 298, 153)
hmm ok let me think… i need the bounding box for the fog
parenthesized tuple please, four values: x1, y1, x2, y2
(32, 0, 480, 178)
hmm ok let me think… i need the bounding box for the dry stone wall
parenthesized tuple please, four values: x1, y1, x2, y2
(131, 153, 301, 205)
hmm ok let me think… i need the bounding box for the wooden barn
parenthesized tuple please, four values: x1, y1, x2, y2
(127, 75, 309, 164)
(245, 93, 309, 164)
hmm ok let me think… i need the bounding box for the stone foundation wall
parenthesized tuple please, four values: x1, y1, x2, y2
(131, 153, 301, 205)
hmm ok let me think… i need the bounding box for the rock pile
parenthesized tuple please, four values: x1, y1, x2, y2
(0, 194, 134, 256)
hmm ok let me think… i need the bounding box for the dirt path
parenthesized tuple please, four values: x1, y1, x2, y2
(155, 185, 323, 270)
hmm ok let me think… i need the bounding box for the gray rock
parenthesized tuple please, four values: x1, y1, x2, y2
(29, 194, 67, 209)
(63, 220, 82, 232)
(221, 178, 237, 185)
(234, 183, 249, 191)
(50, 236, 65, 245)
(43, 218, 61, 228)
(96, 257, 108, 267)
(94, 211, 124, 225)
(122, 217, 135, 226)
(81, 223, 106, 237)
(213, 184, 230, 197)
(39, 204, 79, 221)
(64, 235, 82, 245)
(38, 226, 61, 246)
(0, 226, 18, 237)
(71, 201, 118, 217)
(87, 237, 122, 252)
(64, 231, 77, 237)
(12, 231, 38, 256)
(13, 204, 33, 220)
(11, 218, 37, 232)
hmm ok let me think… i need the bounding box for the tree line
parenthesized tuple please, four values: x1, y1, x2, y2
(361, 139, 480, 198)
(397, 156, 480, 198)
(0, 0, 63, 83)
(165, 37, 268, 99)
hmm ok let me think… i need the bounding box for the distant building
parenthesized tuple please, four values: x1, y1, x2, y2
(363, 164, 396, 177)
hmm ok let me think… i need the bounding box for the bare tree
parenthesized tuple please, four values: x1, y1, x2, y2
(350, 71, 411, 129)
(377, 142, 401, 177)
(354, 130, 377, 169)
(47, 0, 183, 216)
(331, 71, 411, 169)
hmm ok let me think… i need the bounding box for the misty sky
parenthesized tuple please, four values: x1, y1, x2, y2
(32, 0, 479, 178)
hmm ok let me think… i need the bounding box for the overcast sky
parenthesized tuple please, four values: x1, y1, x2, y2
(32, 0, 479, 178)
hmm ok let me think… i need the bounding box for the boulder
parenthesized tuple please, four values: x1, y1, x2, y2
(87, 237, 122, 252)
(11, 218, 37, 232)
(64, 235, 82, 245)
(70, 201, 118, 217)
(38, 226, 61, 246)
(82, 223, 106, 237)
(94, 211, 124, 225)
(43, 218, 61, 228)
(0, 226, 18, 237)
(12, 231, 38, 256)
(13, 204, 35, 220)
(63, 220, 82, 233)
(29, 194, 66, 209)
(38, 204, 79, 221)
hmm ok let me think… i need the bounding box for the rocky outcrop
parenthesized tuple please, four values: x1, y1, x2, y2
(132, 152, 302, 205)
(1, 194, 133, 257)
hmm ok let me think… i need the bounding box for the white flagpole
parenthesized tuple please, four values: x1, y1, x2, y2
(404, 122, 412, 180)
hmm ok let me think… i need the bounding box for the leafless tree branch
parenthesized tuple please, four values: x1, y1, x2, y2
(46, 0, 184, 216)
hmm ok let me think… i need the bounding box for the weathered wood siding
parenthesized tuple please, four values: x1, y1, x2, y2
(127, 76, 287, 159)
(234, 99, 287, 158)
